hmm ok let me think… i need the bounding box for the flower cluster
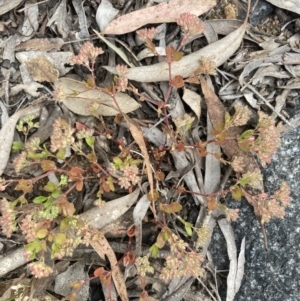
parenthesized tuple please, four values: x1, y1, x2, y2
(160, 251, 204, 280)
(225, 208, 240, 222)
(136, 27, 157, 42)
(13, 151, 30, 173)
(28, 261, 53, 278)
(231, 105, 252, 127)
(238, 112, 283, 167)
(135, 256, 154, 277)
(158, 232, 205, 280)
(231, 156, 245, 173)
(20, 214, 37, 243)
(197, 58, 216, 75)
(176, 13, 205, 37)
(250, 112, 283, 167)
(115, 76, 128, 92)
(115, 64, 128, 76)
(238, 168, 263, 190)
(273, 181, 290, 206)
(25, 137, 41, 152)
(76, 127, 94, 140)
(195, 226, 211, 247)
(244, 181, 291, 223)
(38, 205, 60, 220)
(70, 42, 104, 68)
(51, 118, 75, 152)
(169, 232, 188, 253)
(16, 114, 39, 133)
(173, 114, 195, 136)
(0, 198, 17, 238)
(118, 165, 140, 189)
(53, 236, 82, 259)
(75, 222, 91, 246)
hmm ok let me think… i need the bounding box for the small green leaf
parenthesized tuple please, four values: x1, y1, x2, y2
(33, 196, 48, 204)
(51, 243, 60, 256)
(60, 175, 68, 186)
(238, 129, 254, 141)
(37, 229, 48, 239)
(231, 185, 243, 200)
(60, 218, 69, 231)
(51, 189, 62, 199)
(85, 136, 95, 148)
(44, 198, 52, 208)
(149, 244, 159, 258)
(239, 177, 249, 186)
(44, 181, 57, 192)
(12, 141, 24, 151)
(113, 157, 124, 169)
(55, 233, 67, 245)
(56, 148, 66, 160)
(174, 51, 183, 61)
(184, 223, 193, 236)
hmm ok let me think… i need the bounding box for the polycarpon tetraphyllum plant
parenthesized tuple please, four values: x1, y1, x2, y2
(0, 11, 292, 301)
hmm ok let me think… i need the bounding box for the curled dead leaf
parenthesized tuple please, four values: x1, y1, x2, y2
(54, 78, 140, 116)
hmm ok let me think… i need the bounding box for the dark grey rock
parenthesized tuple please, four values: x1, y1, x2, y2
(250, 0, 275, 26)
(209, 122, 300, 301)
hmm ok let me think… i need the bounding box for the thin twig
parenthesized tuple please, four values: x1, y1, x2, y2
(243, 85, 293, 126)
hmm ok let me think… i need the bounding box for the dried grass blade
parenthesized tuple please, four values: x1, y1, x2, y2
(90, 230, 128, 301)
(124, 115, 154, 197)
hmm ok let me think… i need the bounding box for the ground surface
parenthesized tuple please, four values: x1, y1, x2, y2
(0, 0, 300, 301)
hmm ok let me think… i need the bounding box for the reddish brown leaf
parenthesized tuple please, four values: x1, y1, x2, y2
(200, 77, 260, 178)
(15, 179, 33, 194)
(159, 202, 182, 214)
(170, 75, 184, 88)
(41, 160, 56, 172)
(90, 230, 128, 301)
(56, 195, 75, 216)
(207, 197, 217, 211)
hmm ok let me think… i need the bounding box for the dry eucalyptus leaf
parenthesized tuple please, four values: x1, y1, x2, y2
(16, 38, 64, 52)
(72, 0, 89, 39)
(182, 88, 201, 120)
(54, 261, 89, 301)
(20, 3, 39, 42)
(16, 51, 73, 76)
(80, 188, 140, 229)
(25, 56, 59, 83)
(96, 0, 119, 32)
(104, 2, 250, 82)
(0, 0, 23, 15)
(54, 78, 140, 116)
(103, 0, 216, 35)
(218, 218, 240, 301)
(137, 47, 166, 61)
(205, 115, 221, 194)
(133, 195, 150, 256)
(265, 0, 300, 15)
(47, 0, 70, 38)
